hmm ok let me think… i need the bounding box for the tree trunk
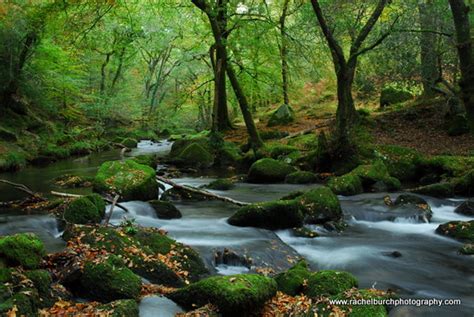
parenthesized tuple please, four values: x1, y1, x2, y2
(335, 68, 357, 145)
(449, 0, 474, 130)
(280, 0, 290, 106)
(213, 41, 232, 131)
(226, 64, 263, 149)
(419, 0, 440, 96)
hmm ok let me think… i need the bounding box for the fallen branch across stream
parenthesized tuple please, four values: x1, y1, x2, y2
(0, 179, 44, 199)
(50, 191, 130, 213)
(156, 175, 249, 207)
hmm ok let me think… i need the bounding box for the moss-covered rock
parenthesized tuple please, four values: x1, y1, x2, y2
(93, 160, 158, 201)
(376, 145, 422, 181)
(0, 287, 40, 316)
(455, 199, 474, 216)
(268, 104, 295, 127)
(305, 270, 358, 297)
(121, 138, 138, 148)
(131, 154, 157, 168)
(328, 174, 363, 196)
(99, 299, 139, 317)
(25, 269, 54, 307)
(275, 260, 312, 296)
(247, 158, 296, 183)
(296, 187, 343, 224)
(175, 143, 214, 168)
(452, 169, 474, 196)
(148, 200, 182, 219)
(206, 178, 235, 190)
(228, 200, 303, 230)
(436, 221, 474, 243)
(215, 142, 243, 166)
(324, 289, 389, 317)
(380, 87, 413, 107)
(410, 182, 454, 198)
(460, 244, 474, 255)
(80, 255, 142, 302)
(168, 274, 277, 315)
(285, 171, 318, 184)
(63, 194, 105, 224)
(0, 233, 45, 269)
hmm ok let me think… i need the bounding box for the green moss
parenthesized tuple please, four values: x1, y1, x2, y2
(0, 288, 40, 316)
(376, 145, 422, 181)
(264, 144, 299, 159)
(0, 233, 45, 269)
(93, 160, 158, 201)
(460, 244, 474, 255)
(169, 137, 210, 157)
(148, 200, 182, 219)
(206, 178, 235, 190)
(0, 151, 27, 171)
(328, 289, 389, 317)
(176, 143, 214, 168)
(268, 104, 295, 127)
(260, 130, 289, 140)
(216, 142, 243, 166)
(287, 133, 318, 150)
(453, 170, 474, 196)
(411, 182, 454, 198)
(134, 230, 175, 254)
(168, 274, 277, 315)
(131, 154, 157, 168)
(296, 187, 342, 224)
(80, 255, 142, 302)
(99, 299, 139, 317)
(68, 141, 94, 155)
(380, 87, 413, 107)
(305, 270, 358, 297)
(248, 158, 296, 183)
(228, 200, 304, 230)
(86, 193, 106, 217)
(436, 221, 474, 243)
(64, 196, 103, 224)
(285, 171, 318, 184)
(275, 260, 312, 296)
(25, 269, 54, 307)
(328, 174, 363, 196)
(121, 138, 138, 148)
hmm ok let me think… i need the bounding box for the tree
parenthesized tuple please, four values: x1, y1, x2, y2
(449, 0, 474, 130)
(192, 0, 232, 131)
(310, 0, 393, 149)
(418, 0, 440, 97)
(191, 0, 263, 148)
(279, 0, 291, 106)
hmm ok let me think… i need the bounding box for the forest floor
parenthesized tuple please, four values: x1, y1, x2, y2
(225, 96, 474, 156)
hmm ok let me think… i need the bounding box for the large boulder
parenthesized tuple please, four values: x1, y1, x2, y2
(148, 200, 182, 219)
(80, 255, 142, 302)
(228, 200, 303, 230)
(63, 194, 106, 224)
(296, 187, 343, 224)
(268, 104, 295, 127)
(63, 225, 207, 285)
(175, 143, 214, 168)
(327, 174, 363, 196)
(275, 260, 312, 296)
(167, 274, 277, 315)
(285, 171, 318, 184)
(0, 233, 45, 269)
(247, 158, 296, 183)
(454, 199, 474, 216)
(436, 221, 474, 243)
(0, 268, 42, 315)
(205, 178, 235, 190)
(93, 160, 158, 201)
(305, 270, 358, 297)
(392, 194, 432, 222)
(380, 87, 413, 107)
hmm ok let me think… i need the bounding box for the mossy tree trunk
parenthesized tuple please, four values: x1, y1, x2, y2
(279, 0, 290, 106)
(419, 0, 440, 97)
(449, 0, 474, 131)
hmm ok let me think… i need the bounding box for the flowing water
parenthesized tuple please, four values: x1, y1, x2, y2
(0, 140, 473, 316)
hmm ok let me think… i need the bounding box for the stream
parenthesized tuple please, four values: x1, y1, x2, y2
(0, 140, 473, 317)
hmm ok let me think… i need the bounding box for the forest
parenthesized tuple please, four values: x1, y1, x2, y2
(0, 0, 473, 316)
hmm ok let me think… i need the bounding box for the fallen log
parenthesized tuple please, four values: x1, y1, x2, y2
(50, 191, 130, 213)
(156, 175, 249, 206)
(283, 122, 330, 139)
